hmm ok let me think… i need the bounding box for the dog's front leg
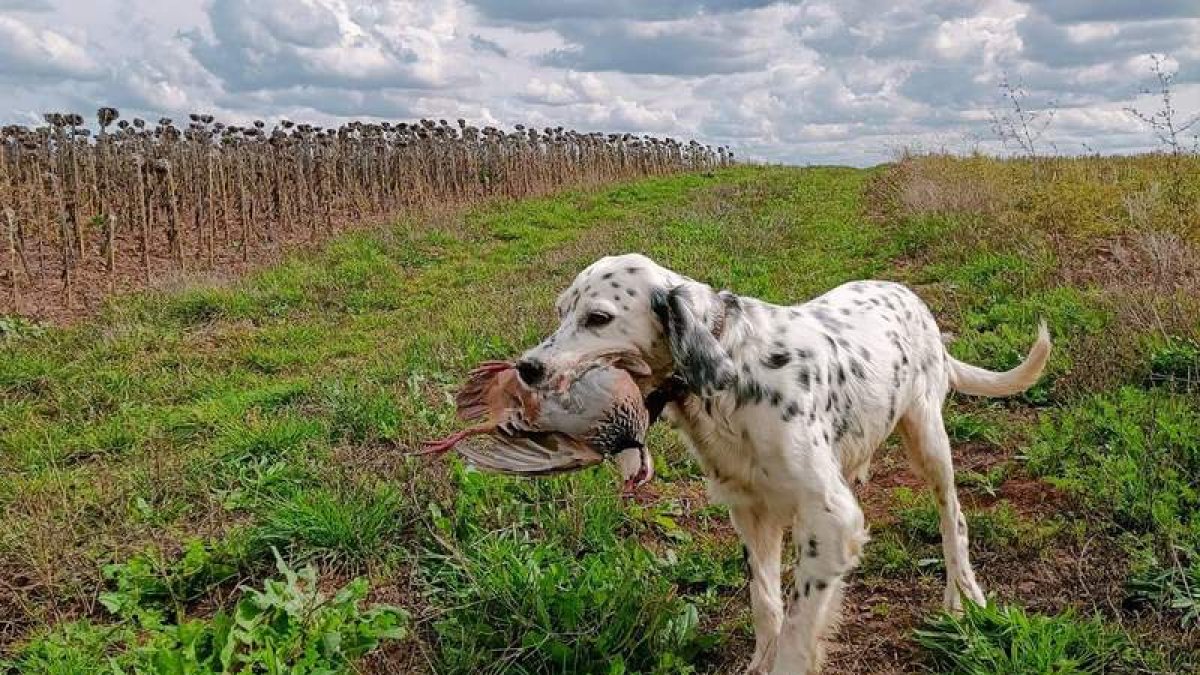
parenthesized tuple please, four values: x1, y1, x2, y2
(773, 458, 868, 675)
(730, 503, 785, 674)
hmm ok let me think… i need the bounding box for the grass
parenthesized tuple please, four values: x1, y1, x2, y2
(915, 600, 1153, 674)
(2, 159, 1200, 672)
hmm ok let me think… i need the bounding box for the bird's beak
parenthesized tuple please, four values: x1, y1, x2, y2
(619, 445, 654, 496)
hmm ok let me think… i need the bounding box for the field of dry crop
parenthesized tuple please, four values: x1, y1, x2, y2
(1, 111, 729, 323)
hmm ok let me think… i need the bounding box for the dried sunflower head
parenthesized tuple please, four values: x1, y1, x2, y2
(97, 107, 120, 128)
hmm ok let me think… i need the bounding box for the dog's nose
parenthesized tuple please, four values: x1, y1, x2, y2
(516, 358, 546, 386)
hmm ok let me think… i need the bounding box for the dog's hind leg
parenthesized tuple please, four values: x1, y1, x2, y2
(898, 398, 986, 611)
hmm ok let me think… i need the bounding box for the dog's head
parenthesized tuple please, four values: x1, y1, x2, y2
(517, 253, 736, 397)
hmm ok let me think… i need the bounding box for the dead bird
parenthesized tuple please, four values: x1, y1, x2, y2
(420, 357, 654, 491)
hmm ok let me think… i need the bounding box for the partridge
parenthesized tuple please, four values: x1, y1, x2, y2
(421, 357, 654, 491)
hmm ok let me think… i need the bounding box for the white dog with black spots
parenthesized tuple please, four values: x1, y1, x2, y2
(517, 253, 1050, 674)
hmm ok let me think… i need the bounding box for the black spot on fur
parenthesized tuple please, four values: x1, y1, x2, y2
(782, 401, 800, 421)
(840, 308, 851, 316)
(743, 545, 752, 578)
(815, 579, 828, 592)
(763, 350, 791, 369)
(735, 377, 767, 408)
(626, 266, 642, 275)
(803, 581, 811, 597)
(824, 334, 838, 352)
(834, 416, 850, 442)
(837, 364, 847, 386)
(849, 358, 866, 380)
(806, 538, 819, 558)
(625, 287, 637, 297)
(602, 272, 614, 280)
(769, 390, 783, 407)
(797, 367, 811, 390)
(812, 307, 848, 333)
(859, 346, 871, 361)
(611, 281, 621, 289)
(795, 348, 811, 360)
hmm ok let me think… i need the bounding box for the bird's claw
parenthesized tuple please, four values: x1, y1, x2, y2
(621, 479, 639, 498)
(418, 436, 459, 456)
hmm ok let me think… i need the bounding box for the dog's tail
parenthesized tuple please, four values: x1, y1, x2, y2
(947, 321, 1051, 397)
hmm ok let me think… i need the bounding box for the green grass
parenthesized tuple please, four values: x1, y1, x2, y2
(255, 483, 411, 566)
(915, 600, 1153, 674)
(3, 161, 1199, 671)
(6, 551, 407, 674)
(1027, 387, 1200, 548)
(425, 469, 713, 674)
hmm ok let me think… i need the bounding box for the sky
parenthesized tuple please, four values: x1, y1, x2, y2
(2, 0, 1198, 166)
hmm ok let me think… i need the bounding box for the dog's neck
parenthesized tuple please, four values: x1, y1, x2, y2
(644, 287, 733, 424)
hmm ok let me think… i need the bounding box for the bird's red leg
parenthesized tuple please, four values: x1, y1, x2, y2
(622, 477, 638, 497)
(419, 425, 490, 455)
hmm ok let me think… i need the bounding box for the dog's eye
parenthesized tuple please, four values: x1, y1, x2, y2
(584, 311, 613, 328)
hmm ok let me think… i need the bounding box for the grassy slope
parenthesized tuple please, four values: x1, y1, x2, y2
(1, 163, 1197, 673)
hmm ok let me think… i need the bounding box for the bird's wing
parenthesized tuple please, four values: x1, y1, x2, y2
(455, 362, 513, 423)
(455, 432, 604, 476)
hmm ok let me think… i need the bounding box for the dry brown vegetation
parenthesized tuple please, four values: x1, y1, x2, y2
(872, 152, 1200, 238)
(1, 110, 731, 321)
(868, 152, 1200, 397)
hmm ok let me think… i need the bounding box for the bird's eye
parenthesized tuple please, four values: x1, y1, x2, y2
(584, 311, 613, 328)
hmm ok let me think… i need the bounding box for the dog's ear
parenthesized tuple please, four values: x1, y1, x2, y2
(651, 285, 735, 398)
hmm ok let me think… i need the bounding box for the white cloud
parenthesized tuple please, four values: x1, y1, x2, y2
(520, 71, 609, 106)
(0, 15, 103, 81)
(0, 0, 52, 11)
(1, 0, 1199, 165)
